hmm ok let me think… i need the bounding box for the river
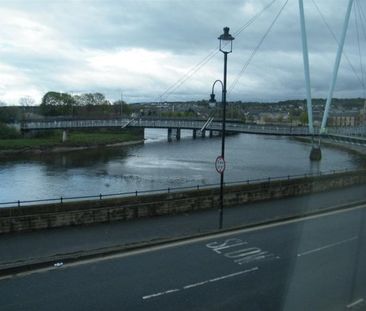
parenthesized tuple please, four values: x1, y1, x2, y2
(0, 129, 364, 203)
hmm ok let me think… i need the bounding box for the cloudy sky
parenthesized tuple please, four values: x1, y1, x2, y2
(0, 0, 365, 105)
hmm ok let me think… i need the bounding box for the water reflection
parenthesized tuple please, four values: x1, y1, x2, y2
(0, 129, 363, 202)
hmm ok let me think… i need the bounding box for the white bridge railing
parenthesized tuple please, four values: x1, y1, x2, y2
(21, 118, 366, 139)
(22, 118, 316, 136)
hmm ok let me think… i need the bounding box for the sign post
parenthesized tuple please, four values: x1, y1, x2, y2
(215, 156, 225, 174)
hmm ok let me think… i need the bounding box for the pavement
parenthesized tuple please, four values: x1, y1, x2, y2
(0, 199, 366, 310)
(0, 184, 365, 269)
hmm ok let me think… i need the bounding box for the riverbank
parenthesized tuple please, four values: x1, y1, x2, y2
(292, 136, 366, 157)
(1, 169, 365, 234)
(0, 129, 144, 155)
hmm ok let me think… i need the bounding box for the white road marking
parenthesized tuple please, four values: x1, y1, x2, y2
(183, 280, 208, 289)
(4, 202, 365, 280)
(68, 202, 365, 267)
(297, 236, 358, 257)
(206, 268, 257, 282)
(142, 267, 258, 300)
(206, 239, 248, 254)
(142, 289, 180, 300)
(347, 298, 364, 309)
(207, 238, 277, 265)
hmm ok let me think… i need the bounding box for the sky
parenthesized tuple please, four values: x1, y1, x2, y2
(0, 0, 365, 105)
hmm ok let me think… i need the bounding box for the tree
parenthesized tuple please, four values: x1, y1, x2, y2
(19, 96, 35, 107)
(299, 111, 308, 125)
(0, 106, 22, 123)
(93, 93, 109, 105)
(74, 93, 110, 106)
(40, 92, 76, 116)
(113, 100, 132, 116)
(0, 122, 20, 139)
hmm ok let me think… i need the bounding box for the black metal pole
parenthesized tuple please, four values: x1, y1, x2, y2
(219, 51, 228, 229)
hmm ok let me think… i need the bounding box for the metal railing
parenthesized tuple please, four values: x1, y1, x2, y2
(326, 134, 366, 146)
(21, 117, 366, 138)
(21, 118, 316, 136)
(0, 168, 359, 209)
(327, 125, 366, 136)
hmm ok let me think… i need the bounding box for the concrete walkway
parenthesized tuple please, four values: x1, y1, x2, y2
(0, 184, 365, 267)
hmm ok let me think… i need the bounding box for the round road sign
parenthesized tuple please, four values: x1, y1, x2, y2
(215, 156, 225, 174)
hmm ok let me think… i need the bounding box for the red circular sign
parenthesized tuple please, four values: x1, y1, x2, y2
(215, 156, 225, 174)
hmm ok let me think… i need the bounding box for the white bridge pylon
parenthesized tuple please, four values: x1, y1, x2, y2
(298, 0, 314, 135)
(298, 0, 355, 135)
(320, 0, 355, 133)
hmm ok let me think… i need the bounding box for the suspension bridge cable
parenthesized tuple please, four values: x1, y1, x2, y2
(232, 0, 280, 37)
(354, 0, 366, 97)
(228, 0, 289, 94)
(311, 0, 363, 87)
(356, 1, 366, 42)
(355, 1, 366, 58)
(356, 0, 366, 79)
(157, 49, 218, 101)
(357, 0, 366, 28)
(156, 0, 280, 102)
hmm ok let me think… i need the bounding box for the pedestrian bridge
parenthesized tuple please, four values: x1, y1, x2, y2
(21, 118, 366, 144)
(21, 118, 316, 136)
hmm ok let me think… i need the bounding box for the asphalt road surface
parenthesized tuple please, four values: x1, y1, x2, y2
(1, 184, 366, 266)
(1, 203, 366, 311)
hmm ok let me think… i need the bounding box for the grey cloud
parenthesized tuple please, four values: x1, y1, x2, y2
(0, 0, 365, 104)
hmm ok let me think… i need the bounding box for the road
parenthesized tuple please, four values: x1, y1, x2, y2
(1, 184, 365, 267)
(1, 203, 366, 310)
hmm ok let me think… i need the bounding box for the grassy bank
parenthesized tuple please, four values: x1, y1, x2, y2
(0, 129, 144, 151)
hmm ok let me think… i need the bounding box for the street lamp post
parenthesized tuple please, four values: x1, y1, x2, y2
(209, 27, 234, 230)
(120, 91, 123, 119)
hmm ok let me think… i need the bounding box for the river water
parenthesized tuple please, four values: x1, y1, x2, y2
(0, 129, 364, 203)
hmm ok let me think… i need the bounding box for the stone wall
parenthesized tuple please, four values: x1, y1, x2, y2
(1, 170, 365, 234)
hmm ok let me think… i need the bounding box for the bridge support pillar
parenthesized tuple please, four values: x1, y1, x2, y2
(201, 130, 206, 138)
(192, 129, 197, 139)
(209, 130, 213, 138)
(167, 128, 172, 142)
(310, 137, 322, 161)
(176, 128, 181, 140)
(310, 147, 322, 161)
(62, 130, 68, 142)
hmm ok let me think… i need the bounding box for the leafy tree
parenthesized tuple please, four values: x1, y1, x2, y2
(113, 100, 132, 116)
(40, 92, 76, 116)
(0, 106, 22, 123)
(0, 122, 20, 139)
(299, 111, 308, 125)
(74, 93, 110, 106)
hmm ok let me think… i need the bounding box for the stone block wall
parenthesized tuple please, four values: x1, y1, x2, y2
(0, 170, 365, 233)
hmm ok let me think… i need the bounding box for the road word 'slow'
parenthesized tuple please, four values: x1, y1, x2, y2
(206, 238, 277, 265)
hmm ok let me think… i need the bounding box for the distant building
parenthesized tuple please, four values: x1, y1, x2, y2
(360, 100, 366, 124)
(328, 111, 360, 127)
(257, 112, 289, 125)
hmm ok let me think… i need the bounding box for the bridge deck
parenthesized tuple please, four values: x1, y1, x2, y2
(20, 118, 366, 143)
(21, 118, 317, 137)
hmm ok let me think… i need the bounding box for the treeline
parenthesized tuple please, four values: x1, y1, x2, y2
(0, 106, 22, 123)
(0, 93, 364, 124)
(39, 91, 132, 117)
